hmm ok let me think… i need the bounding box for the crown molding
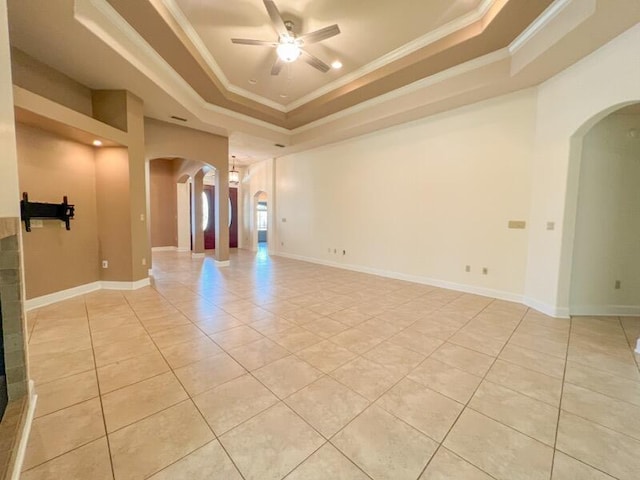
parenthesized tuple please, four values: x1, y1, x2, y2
(509, 0, 573, 54)
(160, 0, 497, 112)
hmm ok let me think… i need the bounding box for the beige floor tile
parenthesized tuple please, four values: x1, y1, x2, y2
(557, 411, 640, 480)
(282, 307, 326, 325)
(253, 355, 323, 398)
(296, 340, 358, 373)
(268, 326, 323, 352)
(29, 323, 90, 346)
(150, 324, 207, 349)
(302, 317, 349, 338)
(286, 443, 369, 480)
(285, 376, 369, 438)
(210, 325, 264, 350)
(220, 403, 324, 480)
(35, 370, 99, 418)
(193, 374, 278, 434)
(376, 378, 463, 442)
(89, 314, 139, 334)
(249, 317, 296, 336)
(407, 358, 482, 403)
(561, 382, 640, 440)
(332, 405, 437, 480)
(362, 341, 425, 375)
(410, 319, 460, 340)
(565, 360, 640, 406)
(509, 332, 568, 358)
(139, 313, 192, 333)
(28, 334, 92, 357)
(329, 309, 371, 327)
(174, 352, 246, 396)
(568, 347, 640, 381)
(93, 335, 159, 368)
(431, 343, 495, 377)
(109, 400, 214, 480)
(23, 398, 105, 470)
(448, 330, 506, 357)
(330, 328, 385, 354)
(486, 359, 562, 406)
(29, 348, 95, 385)
(226, 337, 289, 370)
(21, 437, 113, 480)
(91, 323, 148, 347)
(158, 336, 223, 369)
(552, 452, 615, 480)
(469, 380, 558, 446)
(191, 313, 244, 335)
(388, 330, 444, 356)
(97, 350, 170, 394)
(102, 371, 188, 433)
(444, 409, 553, 480)
(419, 447, 493, 480)
(330, 357, 402, 401)
(148, 440, 242, 480)
(499, 344, 566, 378)
(358, 318, 403, 339)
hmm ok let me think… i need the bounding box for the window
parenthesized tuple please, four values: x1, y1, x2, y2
(202, 192, 209, 231)
(257, 202, 267, 231)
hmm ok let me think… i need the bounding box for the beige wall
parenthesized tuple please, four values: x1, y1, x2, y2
(149, 158, 178, 248)
(11, 47, 93, 117)
(16, 124, 100, 298)
(569, 112, 640, 313)
(274, 89, 536, 301)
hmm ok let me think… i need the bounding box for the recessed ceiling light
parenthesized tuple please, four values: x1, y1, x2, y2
(93, 140, 103, 147)
(248, 78, 257, 85)
(331, 60, 343, 69)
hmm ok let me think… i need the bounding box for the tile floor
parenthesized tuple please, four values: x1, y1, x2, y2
(21, 249, 640, 480)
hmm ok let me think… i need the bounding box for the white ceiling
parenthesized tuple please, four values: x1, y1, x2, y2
(171, 0, 486, 107)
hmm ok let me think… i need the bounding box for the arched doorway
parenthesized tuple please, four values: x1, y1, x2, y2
(202, 169, 238, 250)
(559, 102, 640, 317)
(254, 191, 268, 253)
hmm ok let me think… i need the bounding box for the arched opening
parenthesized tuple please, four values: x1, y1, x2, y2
(560, 102, 640, 318)
(254, 191, 268, 254)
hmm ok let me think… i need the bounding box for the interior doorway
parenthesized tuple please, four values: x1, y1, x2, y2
(202, 184, 239, 250)
(255, 191, 268, 251)
(568, 103, 640, 315)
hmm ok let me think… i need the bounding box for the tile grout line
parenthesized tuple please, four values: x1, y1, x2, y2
(414, 299, 531, 480)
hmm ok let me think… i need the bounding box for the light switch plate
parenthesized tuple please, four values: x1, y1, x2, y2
(508, 220, 526, 229)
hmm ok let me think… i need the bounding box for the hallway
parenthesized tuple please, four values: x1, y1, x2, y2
(22, 250, 640, 480)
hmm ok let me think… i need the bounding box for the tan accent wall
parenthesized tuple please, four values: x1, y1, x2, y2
(149, 159, 177, 248)
(95, 147, 132, 282)
(16, 124, 100, 298)
(10, 48, 93, 117)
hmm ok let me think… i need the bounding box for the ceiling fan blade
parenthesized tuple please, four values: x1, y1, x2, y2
(271, 57, 284, 76)
(263, 0, 288, 37)
(231, 38, 278, 46)
(301, 50, 330, 73)
(298, 24, 340, 44)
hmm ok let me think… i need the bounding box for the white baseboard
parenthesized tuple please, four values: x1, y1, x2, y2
(569, 304, 640, 316)
(24, 282, 102, 311)
(274, 251, 525, 305)
(523, 297, 571, 319)
(635, 338, 640, 355)
(151, 246, 177, 252)
(10, 381, 37, 480)
(102, 277, 151, 291)
(176, 247, 190, 252)
(214, 260, 230, 267)
(191, 253, 205, 258)
(25, 278, 151, 311)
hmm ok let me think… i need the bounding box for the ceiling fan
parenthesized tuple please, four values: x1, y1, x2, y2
(231, 0, 341, 75)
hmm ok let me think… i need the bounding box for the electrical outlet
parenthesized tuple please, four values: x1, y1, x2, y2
(102, 260, 108, 269)
(482, 267, 488, 275)
(615, 280, 621, 289)
(465, 265, 471, 272)
(546, 222, 555, 231)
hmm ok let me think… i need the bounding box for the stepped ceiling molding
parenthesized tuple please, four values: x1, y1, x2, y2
(7, 0, 640, 163)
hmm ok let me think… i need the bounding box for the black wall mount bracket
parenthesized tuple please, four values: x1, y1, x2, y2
(20, 192, 75, 232)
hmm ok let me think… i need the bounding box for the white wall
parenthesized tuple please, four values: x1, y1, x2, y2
(274, 89, 537, 300)
(240, 159, 275, 252)
(525, 23, 640, 317)
(569, 113, 640, 314)
(0, 0, 20, 218)
(176, 182, 190, 252)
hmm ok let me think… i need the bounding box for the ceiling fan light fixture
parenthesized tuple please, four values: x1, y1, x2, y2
(276, 42, 301, 63)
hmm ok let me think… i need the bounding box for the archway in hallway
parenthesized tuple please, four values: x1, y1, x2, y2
(202, 169, 238, 250)
(560, 102, 640, 322)
(254, 191, 268, 253)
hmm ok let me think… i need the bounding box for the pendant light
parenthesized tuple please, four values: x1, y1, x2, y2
(229, 156, 240, 186)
